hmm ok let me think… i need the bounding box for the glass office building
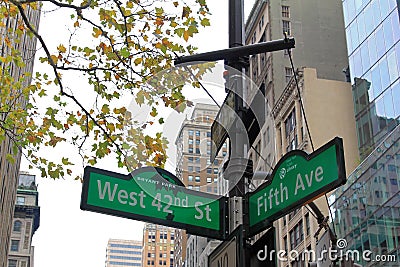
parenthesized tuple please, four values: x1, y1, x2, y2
(343, 0, 400, 158)
(330, 1, 400, 265)
(330, 125, 400, 266)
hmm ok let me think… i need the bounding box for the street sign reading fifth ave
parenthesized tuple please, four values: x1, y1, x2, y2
(248, 137, 346, 237)
(81, 166, 227, 240)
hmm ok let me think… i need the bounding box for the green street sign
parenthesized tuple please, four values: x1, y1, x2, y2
(80, 166, 227, 240)
(248, 137, 346, 236)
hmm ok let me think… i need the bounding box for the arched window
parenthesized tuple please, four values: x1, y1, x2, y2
(13, 221, 22, 232)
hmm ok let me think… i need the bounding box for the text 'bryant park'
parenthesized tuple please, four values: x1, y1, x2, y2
(0, 0, 399, 267)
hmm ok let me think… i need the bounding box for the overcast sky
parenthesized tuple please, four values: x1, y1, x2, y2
(26, 1, 255, 266)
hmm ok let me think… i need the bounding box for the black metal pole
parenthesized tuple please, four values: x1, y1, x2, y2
(227, 1, 249, 266)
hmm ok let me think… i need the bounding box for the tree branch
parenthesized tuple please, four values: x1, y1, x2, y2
(17, 0, 92, 11)
(14, 2, 126, 161)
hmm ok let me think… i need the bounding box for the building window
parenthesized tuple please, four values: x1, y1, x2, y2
(13, 221, 22, 232)
(195, 148, 200, 154)
(252, 58, 258, 79)
(188, 166, 193, 172)
(207, 177, 212, 183)
(188, 157, 193, 162)
(195, 139, 200, 145)
(188, 176, 193, 182)
(188, 130, 193, 136)
(282, 5, 290, 18)
(16, 196, 25, 205)
(207, 168, 212, 174)
(251, 31, 256, 43)
(207, 132, 211, 137)
(188, 139, 193, 145)
(285, 109, 296, 138)
(305, 213, 310, 236)
(213, 168, 218, 174)
(258, 15, 264, 32)
(195, 130, 200, 136)
(282, 20, 290, 35)
(289, 220, 304, 249)
(10, 240, 19, 252)
(8, 260, 17, 267)
(195, 167, 200, 173)
(283, 236, 288, 254)
(289, 230, 295, 249)
(195, 157, 200, 163)
(188, 147, 193, 153)
(285, 67, 293, 83)
(195, 176, 200, 182)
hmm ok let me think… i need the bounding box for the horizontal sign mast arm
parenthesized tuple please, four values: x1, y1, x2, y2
(174, 37, 295, 65)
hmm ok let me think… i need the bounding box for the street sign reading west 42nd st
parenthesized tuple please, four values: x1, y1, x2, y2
(80, 166, 227, 240)
(248, 137, 346, 236)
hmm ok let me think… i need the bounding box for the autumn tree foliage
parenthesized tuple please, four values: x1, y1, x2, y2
(0, 0, 211, 179)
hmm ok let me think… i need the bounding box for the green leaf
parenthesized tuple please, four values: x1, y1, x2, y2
(6, 154, 15, 164)
(200, 18, 210, 27)
(120, 48, 130, 58)
(61, 157, 73, 165)
(101, 104, 110, 114)
(174, 28, 185, 37)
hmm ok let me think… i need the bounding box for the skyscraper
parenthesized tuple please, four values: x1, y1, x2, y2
(0, 8, 40, 266)
(342, 0, 400, 159)
(142, 223, 174, 267)
(174, 103, 226, 267)
(7, 173, 40, 267)
(330, 0, 400, 265)
(105, 239, 142, 267)
(175, 103, 226, 194)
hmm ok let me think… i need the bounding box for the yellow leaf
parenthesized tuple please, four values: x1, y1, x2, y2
(74, 21, 79, 27)
(50, 55, 58, 65)
(155, 17, 164, 26)
(93, 27, 102, 38)
(162, 38, 169, 46)
(134, 58, 142, 65)
(183, 30, 189, 41)
(9, 6, 17, 14)
(57, 44, 67, 53)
